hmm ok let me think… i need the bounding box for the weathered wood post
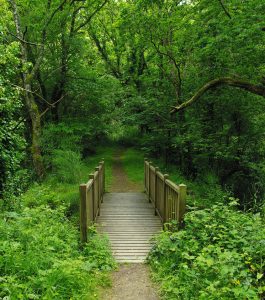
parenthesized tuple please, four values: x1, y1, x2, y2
(148, 161, 152, 203)
(144, 158, 147, 192)
(99, 161, 104, 203)
(80, 183, 87, 243)
(95, 167, 100, 216)
(101, 158, 105, 196)
(154, 167, 159, 215)
(162, 174, 169, 224)
(179, 184, 187, 223)
(89, 173, 95, 220)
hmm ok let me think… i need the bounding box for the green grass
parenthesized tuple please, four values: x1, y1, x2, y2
(121, 148, 144, 185)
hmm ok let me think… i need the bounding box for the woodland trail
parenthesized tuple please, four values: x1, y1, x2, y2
(100, 150, 160, 300)
(109, 149, 143, 192)
(103, 264, 159, 300)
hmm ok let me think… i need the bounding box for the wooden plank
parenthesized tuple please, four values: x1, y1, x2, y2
(98, 192, 161, 264)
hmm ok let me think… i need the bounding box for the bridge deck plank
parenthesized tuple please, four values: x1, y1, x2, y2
(97, 192, 162, 263)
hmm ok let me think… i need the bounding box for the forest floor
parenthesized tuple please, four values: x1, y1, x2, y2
(101, 149, 159, 300)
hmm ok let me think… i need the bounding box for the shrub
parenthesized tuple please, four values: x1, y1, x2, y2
(0, 205, 115, 299)
(148, 202, 265, 299)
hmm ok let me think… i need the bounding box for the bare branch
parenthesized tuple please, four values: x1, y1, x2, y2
(9, 83, 61, 107)
(170, 77, 265, 114)
(40, 94, 66, 118)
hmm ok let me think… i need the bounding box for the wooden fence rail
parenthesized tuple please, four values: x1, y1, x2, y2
(144, 159, 187, 224)
(80, 160, 105, 243)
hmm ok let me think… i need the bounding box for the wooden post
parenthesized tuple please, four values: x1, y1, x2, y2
(95, 167, 100, 217)
(99, 161, 104, 202)
(154, 167, 159, 215)
(101, 158, 105, 195)
(80, 184, 87, 243)
(163, 174, 169, 224)
(144, 158, 148, 192)
(179, 184, 187, 223)
(89, 174, 95, 220)
(148, 161, 152, 203)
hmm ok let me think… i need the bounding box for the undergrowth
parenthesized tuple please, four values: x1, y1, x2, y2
(0, 145, 117, 299)
(0, 205, 115, 299)
(148, 202, 265, 299)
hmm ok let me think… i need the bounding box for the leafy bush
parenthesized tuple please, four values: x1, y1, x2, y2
(0, 39, 29, 207)
(148, 202, 265, 299)
(0, 205, 115, 299)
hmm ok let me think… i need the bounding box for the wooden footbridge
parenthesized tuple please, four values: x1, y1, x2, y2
(79, 160, 186, 263)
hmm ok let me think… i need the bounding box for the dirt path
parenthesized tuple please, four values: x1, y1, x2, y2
(101, 150, 160, 300)
(109, 149, 143, 192)
(103, 264, 159, 300)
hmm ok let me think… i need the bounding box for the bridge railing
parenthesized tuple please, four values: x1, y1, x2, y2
(144, 159, 187, 224)
(79, 160, 105, 243)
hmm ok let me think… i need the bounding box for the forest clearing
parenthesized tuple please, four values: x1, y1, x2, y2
(1, 0, 265, 299)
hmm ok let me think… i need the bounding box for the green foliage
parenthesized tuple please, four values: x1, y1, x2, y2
(0, 144, 117, 299)
(151, 159, 229, 209)
(0, 201, 115, 299)
(82, 145, 115, 192)
(51, 150, 84, 184)
(148, 203, 265, 299)
(0, 36, 28, 206)
(87, 0, 265, 211)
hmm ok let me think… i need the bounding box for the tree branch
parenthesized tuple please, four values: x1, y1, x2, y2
(74, 0, 109, 32)
(150, 37, 182, 101)
(40, 94, 66, 118)
(170, 77, 265, 114)
(218, 0, 232, 19)
(30, 0, 68, 80)
(7, 29, 42, 46)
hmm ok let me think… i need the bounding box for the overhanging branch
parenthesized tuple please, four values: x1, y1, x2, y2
(170, 77, 265, 114)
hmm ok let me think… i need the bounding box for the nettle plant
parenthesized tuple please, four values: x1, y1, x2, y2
(148, 201, 265, 299)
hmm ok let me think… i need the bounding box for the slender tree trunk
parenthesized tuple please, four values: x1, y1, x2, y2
(9, 0, 44, 178)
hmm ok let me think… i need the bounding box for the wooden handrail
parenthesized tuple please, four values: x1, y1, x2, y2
(80, 160, 105, 243)
(144, 159, 187, 225)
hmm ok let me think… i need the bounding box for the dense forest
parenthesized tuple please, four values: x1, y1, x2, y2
(1, 0, 265, 299)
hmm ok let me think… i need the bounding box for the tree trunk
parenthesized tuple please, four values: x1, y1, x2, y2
(9, 0, 45, 178)
(25, 85, 44, 178)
